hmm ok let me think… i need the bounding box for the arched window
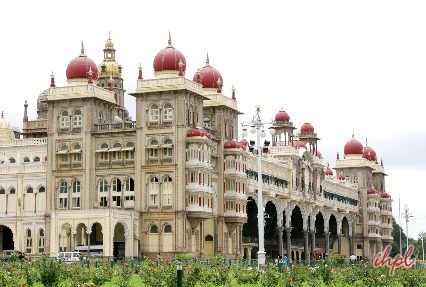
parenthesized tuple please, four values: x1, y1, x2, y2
(125, 178, 134, 191)
(38, 186, 45, 193)
(112, 142, 122, 160)
(98, 112, 103, 124)
(72, 144, 81, 162)
(38, 229, 45, 253)
(99, 179, 108, 207)
(149, 104, 159, 121)
(9, 157, 15, 164)
(60, 182, 67, 193)
(99, 180, 108, 192)
(23, 157, 30, 163)
(26, 187, 33, 193)
(163, 176, 172, 205)
(60, 111, 70, 127)
(44, 156, 47, 162)
(112, 178, 121, 207)
(98, 143, 109, 161)
(72, 181, 81, 208)
(0, 188, 5, 194)
(34, 156, 40, 162)
(26, 229, 32, 254)
(205, 235, 213, 241)
(59, 145, 68, 163)
(164, 225, 172, 233)
(73, 110, 82, 127)
(163, 103, 173, 121)
(9, 187, 16, 194)
(163, 139, 173, 157)
(112, 179, 121, 192)
(149, 139, 159, 158)
(58, 181, 68, 208)
(124, 142, 135, 160)
(150, 225, 158, 234)
(72, 181, 80, 193)
(149, 177, 159, 205)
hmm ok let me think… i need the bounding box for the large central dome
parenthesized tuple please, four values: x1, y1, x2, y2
(153, 33, 186, 75)
(193, 53, 223, 90)
(66, 42, 98, 82)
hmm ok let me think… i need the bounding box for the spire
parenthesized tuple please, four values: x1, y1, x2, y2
(167, 31, 173, 47)
(337, 151, 339, 160)
(80, 41, 85, 56)
(50, 71, 55, 87)
(206, 52, 210, 67)
(23, 101, 28, 122)
(138, 63, 143, 80)
(365, 138, 368, 146)
(231, 85, 236, 100)
(108, 31, 111, 41)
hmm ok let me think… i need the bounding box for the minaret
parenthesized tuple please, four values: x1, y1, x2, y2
(97, 32, 129, 120)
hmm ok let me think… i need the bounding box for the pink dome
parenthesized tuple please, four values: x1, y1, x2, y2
(193, 54, 223, 89)
(187, 128, 210, 139)
(315, 150, 322, 158)
(344, 134, 363, 155)
(239, 139, 248, 146)
(292, 139, 306, 149)
(338, 174, 346, 180)
(301, 122, 314, 133)
(325, 168, 333, 176)
(367, 188, 379, 195)
(66, 44, 98, 81)
(153, 35, 186, 73)
(362, 140, 377, 161)
(275, 110, 290, 121)
(381, 193, 391, 199)
(224, 140, 243, 149)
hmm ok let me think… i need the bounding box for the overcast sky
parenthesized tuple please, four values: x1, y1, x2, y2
(1, 1, 425, 241)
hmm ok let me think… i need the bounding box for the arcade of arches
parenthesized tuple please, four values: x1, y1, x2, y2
(242, 198, 354, 261)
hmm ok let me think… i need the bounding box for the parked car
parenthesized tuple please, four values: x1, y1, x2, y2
(56, 252, 80, 264)
(2, 250, 25, 261)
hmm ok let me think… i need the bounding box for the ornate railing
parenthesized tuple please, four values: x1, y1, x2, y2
(95, 121, 136, 131)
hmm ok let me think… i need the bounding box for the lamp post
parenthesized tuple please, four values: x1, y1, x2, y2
(401, 204, 413, 253)
(241, 104, 275, 267)
(419, 231, 426, 267)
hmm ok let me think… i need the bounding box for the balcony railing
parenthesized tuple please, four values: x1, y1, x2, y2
(0, 138, 47, 147)
(95, 121, 136, 131)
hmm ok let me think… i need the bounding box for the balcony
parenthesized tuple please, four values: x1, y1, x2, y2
(224, 210, 247, 224)
(0, 138, 47, 147)
(224, 190, 247, 200)
(0, 164, 47, 174)
(186, 160, 213, 170)
(94, 121, 136, 132)
(186, 183, 214, 194)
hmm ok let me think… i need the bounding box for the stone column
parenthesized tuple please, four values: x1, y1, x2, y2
(58, 234, 61, 253)
(87, 232, 91, 257)
(72, 234, 76, 252)
(285, 227, 291, 264)
(277, 226, 283, 257)
(337, 234, 342, 255)
(239, 224, 243, 257)
(303, 230, 309, 260)
(310, 231, 315, 260)
(349, 235, 354, 256)
(324, 232, 330, 256)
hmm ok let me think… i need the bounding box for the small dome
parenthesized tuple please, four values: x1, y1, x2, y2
(0, 112, 17, 140)
(275, 110, 290, 121)
(37, 89, 49, 112)
(66, 43, 99, 81)
(224, 140, 243, 149)
(292, 136, 306, 149)
(338, 173, 346, 180)
(344, 134, 363, 155)
(193, 53, 223, 90)
(153, 34, 186, 74)
(301, 122, 314, 133)
(187, 127, 211, 139)
(239, 139, 249, 147)
(367, 188, 379, 195)
(325, 168, 333, 176)
(105, 37, 114, 50)
(381, 193, 391, 199)
(362, 140, 377, 161)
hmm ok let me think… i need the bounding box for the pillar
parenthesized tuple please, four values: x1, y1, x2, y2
(310, 231, 315, 259)
(72, 234, 76, 252)
(277, 226, 283, 257)
(349, 235, 354, 256)
(285, 227, 291, 264)
(337, 234, 342, 255)
(58, 234, 61, 253)
(87, 232, 91, 257)
(324, 232, 330, 256)
(303, 230, 309, 260)
(239, 224, 243, 257)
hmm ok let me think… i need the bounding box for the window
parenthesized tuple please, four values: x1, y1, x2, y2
(72, 144, 81, 162)
(112, 196, 121, 207)
(124, 142, 135, 160)
(163, 176, 172, 205)
(73, 110, 82, 127)
(125, 178, 134, 191)
(9, 158, 15, 164)
(59, 198, 67, 208)
(9, 188, 15, 194)
(149, 104, 159, 121)
(34, 156, 40, 162)
(99, 143, 109, 161)
(99, 180, 108, 192)
(38, 229, 45, 253)
(225, 179, 236, 191)
(163, 103, 173, 121)
(164, 225, 172, 233)
(225, 201, 235, 211)
(98, 112, 103, 124)
(23, 157, 30, 163)
(188, 194, 197, 205)
(100, 197, 108, 207)
(225, 156, 236, 170)
(72, 181, 80, 193)
(112, 179, 121, 192)
(149, 177, 159, 205)
(163, 139, 172, 157)
(72, 197, 80, 208)
(188, 171, 197, 183)
(26, 229, 32, 254)
(60, 182, 67, 194)
(38, 186, 45, 193)
(44, 156, 47, 162)
(150, 225, 158, 234)
(60, 111, 70, 127)
(112, 143, 122, 160)
(59, 145, 68, 163)
(0, 188, 4, 194)
(353, 175, 358, 184)
(26, 187, 33, 193)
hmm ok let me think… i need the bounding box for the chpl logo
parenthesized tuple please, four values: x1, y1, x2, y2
(373, 245, 415, 275)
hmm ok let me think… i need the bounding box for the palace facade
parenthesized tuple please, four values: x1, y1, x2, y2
(0, 34, 393, 261)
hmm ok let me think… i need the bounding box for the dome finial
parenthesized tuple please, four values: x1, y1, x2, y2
(352, 132, 354, 139)
(80, 41, 85, 56)
(108, 31, 111, 41)
(231, 85, 236, 100)
(167, 31, 173, 47)
(1, 111, 3, 119)
(206, 52, 210, 67)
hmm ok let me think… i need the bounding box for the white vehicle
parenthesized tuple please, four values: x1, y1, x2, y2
(74, 245, 103, 257)
(57, 252, 81, 263)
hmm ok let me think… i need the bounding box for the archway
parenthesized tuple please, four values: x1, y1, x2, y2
(315, 213, 325, 258)
(89, 223, 103, 256)
(75, 223, 88, 247)
(60, 224, 72, 252)
(243, 197, 258, 259)
(329, 214, 337, 254)
(341, 217, 350, 256)
(163, 225, 172, 253)
(264, 201, 277, 258)
(113, 222, 126, 259)
(0, 225, 14, 252)
(204, 234, 214, 258)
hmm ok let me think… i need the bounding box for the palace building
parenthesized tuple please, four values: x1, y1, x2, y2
(0, 34, 393, 260)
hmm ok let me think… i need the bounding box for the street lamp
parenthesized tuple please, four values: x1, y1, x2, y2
(401, 204, 413, 253)
(419, 231, 426, 267)
(241, 104, 275, 267)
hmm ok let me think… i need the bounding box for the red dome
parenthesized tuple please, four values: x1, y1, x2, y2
(301, 122, 314, 133)
(292, 139, 306, 149)
(325, 168, 333, 176)
(66, 44, 98, 81)
(367, 188, 379, 195)
(224, 140, 243, 149)
(193, 54, 223, 89)
(275, 110, 290, 121)
(338, 173, 346, 180)
(239, 139, 248, 146)
(362, 140, 377, 161)
(381, 193, 391, 199)
(344, 134, 363, 155)
(187, 128, 210, 139)
(153, 36, 186, 73)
